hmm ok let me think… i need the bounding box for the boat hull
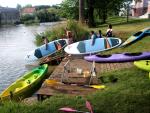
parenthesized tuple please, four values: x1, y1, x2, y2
(0, 64, 48, 101)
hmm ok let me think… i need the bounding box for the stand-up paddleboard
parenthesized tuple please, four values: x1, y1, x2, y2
(134, 60, 150, 72)
(64, 38, 122, 55)
(120, 27, 150, 47)
(84, 52, 150, 63)
(25, 39, 68, 64)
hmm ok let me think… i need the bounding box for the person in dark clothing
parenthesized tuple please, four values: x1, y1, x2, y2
(97, 30, 103, 38)
(106, 24, 113, 37)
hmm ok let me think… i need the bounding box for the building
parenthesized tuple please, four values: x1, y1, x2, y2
(0, 7, 20, 25)
(21, 7, 36, 15)
(131, 0, 150, 18)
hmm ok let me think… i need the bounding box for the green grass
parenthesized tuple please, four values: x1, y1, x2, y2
(0, 67, 150, 113)
(0, 17, 150, 113)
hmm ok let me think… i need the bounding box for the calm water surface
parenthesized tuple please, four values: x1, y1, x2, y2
(0, 22, 59, 93)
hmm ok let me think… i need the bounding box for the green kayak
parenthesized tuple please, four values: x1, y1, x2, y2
(0, 64, 48, 101)
(134, 60, 150, 72)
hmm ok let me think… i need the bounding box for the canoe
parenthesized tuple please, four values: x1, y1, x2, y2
(134, 60, 150, 72)
(84, 52, 150, 63)
(64, 37, 122, 55)
(25, 39, 68, 64)
(0, 64, 48, 101)
(120, 27, 150, 47)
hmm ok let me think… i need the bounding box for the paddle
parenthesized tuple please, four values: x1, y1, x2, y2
(86, 101, 94, 113)
(59, 100, 93, 113)
(59, 107, 90, 113)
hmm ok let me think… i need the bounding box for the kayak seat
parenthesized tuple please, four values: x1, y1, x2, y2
(54, 42, 62, 50)
(27, 80, 31, 84)
(34, 74, 38, 79)
(124, 52, 142, 56)
(96, 54, 112, 58)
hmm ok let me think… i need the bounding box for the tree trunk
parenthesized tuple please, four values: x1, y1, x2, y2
(79, 0, 84, 23)
(87, 0, 95, 27)
(127, 4, 129, 22)
(102, 9, 107, 24)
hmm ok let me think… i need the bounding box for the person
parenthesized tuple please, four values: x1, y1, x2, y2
(90, 30, 97, 45)
(64, 28, 73, 44)
(42, 36, 49, 50)
(106, 24, 113, 37)
(97, 30, 102, 38)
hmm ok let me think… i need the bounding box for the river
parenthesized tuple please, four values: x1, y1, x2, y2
(0, 22, 59, 93)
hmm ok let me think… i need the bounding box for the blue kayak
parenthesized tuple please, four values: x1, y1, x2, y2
(25, 39, 68, 64)
(120, 27, 150, 47)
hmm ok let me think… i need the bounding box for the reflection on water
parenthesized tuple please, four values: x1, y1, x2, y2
(0, 22, 58, 93)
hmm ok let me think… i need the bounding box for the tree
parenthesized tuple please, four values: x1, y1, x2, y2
(16, 4, 22, 11)
(79, 0, 84, 23)
(24, 4, 32, 8)
(86, 0, 95, 27)
(60, 0, 79, 19)
(123, 0, 132, 22)
(94, 0, 129, 24)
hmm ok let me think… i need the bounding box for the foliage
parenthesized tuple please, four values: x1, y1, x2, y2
(35, 5, 51, 10)
(20, 5, 61, 24)
(20, 14, 36, 22)
(35, 20, 89, 46)
(60, 0, 79, 19)
(16, 4, 22, 11)
(35, 8, 59, 23)
(23, 4, 32, 8)
(66, 20, 89, 41)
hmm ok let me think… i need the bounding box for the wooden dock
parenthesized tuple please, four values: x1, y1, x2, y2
(36, 56, 133, 101)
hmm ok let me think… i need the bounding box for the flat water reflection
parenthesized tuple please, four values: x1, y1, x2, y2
(0, 22, 58, 93)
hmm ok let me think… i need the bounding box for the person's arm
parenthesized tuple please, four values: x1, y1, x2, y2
(91, 35, 95, 45)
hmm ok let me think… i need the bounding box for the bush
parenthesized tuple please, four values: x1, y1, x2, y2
(35, 20, 89, 46)
(66, 20, 89, 41)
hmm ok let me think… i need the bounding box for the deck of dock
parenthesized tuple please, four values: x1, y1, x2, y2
(36, 56, 133, 101)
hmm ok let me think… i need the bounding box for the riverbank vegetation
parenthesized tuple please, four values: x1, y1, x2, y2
(35, 20, 89, 46)
(20, 5, 60, 25)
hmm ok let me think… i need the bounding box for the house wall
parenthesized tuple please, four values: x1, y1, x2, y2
(0, 7, 20, 25)
(132, 0, 150, 17)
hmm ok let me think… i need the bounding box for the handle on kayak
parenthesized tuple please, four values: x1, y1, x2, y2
(146, 61, 149, 65)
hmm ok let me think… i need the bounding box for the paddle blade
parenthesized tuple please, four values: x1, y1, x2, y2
(59, 107, 77, 112)
(86, 101, 94, 113)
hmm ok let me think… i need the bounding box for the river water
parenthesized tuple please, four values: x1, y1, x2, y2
(0, 22, 59, 93)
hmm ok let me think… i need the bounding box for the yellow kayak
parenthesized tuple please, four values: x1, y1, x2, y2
(0, 64, 48, 101)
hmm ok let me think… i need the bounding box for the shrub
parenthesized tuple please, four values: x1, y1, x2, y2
(35, 20, 89, 46)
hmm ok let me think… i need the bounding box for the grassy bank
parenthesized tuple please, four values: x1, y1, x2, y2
(0, 17, 150, 113)
(0, 67, 150, 113)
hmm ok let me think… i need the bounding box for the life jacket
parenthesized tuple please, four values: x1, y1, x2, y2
(106, 29, 112, 37)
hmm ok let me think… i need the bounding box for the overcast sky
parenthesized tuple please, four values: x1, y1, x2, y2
(0, 0, 63, 8)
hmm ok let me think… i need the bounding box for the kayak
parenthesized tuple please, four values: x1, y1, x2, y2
(84, 52, 150, 63)
(134, 60, 150, 72)
(0, 64, 48, 101)
(120, 27, 150, 47)
(64, 37, 122, 55)
(25, 39, 68, 64)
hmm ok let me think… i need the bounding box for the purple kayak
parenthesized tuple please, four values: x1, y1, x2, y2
(84, 52, 150, 63)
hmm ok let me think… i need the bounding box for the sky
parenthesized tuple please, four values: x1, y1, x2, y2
(0, 0, 63, 8)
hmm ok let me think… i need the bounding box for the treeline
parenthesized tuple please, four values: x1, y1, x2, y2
(19, 5, 60, 24)
(60, 0, 133, 27)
